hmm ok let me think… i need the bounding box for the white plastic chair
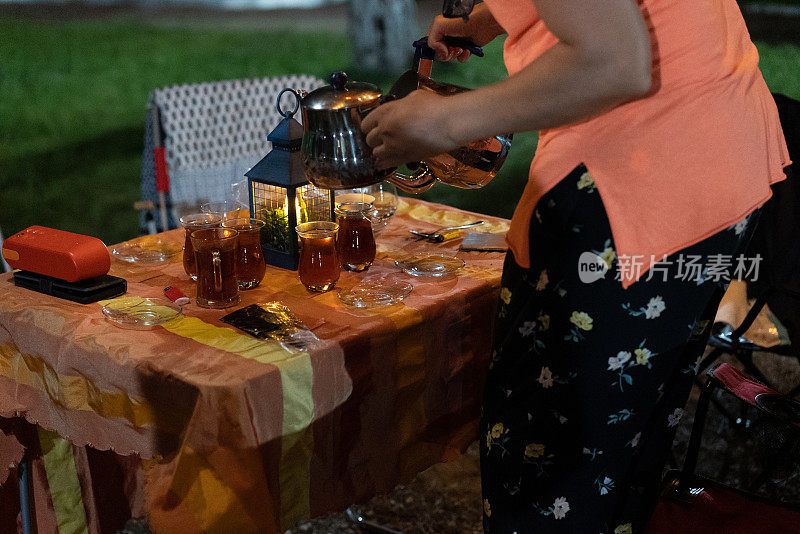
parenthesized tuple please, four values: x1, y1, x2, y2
(139, 74, 325, 233)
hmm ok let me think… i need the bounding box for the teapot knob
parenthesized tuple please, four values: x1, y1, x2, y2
(329, 71, 348, 91)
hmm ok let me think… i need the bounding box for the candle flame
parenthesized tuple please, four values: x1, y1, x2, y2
(283, 195, 306, 223)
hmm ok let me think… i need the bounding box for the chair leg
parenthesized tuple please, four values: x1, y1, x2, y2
(19, 455, 32, 534)
(679, 379, 716, 494)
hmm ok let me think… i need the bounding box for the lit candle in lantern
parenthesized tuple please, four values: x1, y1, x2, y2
(283, 195, 306, 223)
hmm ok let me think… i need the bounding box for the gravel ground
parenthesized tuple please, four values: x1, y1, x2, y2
(288, 442, 483, 534)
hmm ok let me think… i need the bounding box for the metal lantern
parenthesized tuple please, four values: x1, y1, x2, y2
(246, 89, 335, 270)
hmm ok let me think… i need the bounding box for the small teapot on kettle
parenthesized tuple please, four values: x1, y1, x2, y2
(297, 37, 512, 193)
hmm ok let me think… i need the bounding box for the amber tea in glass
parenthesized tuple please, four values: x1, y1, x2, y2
(222, 218, 266, 290)
(336, 202, 376, 272)
(191, 227, 240, 308)
(296, 221, 340, 292)
(180, 213, 222, 280)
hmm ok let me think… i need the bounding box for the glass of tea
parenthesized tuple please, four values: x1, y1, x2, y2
(364, 182, 399, 233)
(221, 218, 266, 290)
(336, 201, 376, 272)
(296, 221, 340, 292)
(179, 213, 222, 280)
(200, 200, 249, 222)
(191, 227, 241, 308)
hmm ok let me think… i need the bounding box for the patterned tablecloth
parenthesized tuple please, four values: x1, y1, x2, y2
(0, 198, 508, 534)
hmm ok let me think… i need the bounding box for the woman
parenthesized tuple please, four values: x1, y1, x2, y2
(362, 0, 790, 532)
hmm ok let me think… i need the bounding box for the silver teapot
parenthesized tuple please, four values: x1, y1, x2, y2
(299, 71, 394, 190)
(298, 38, 512, 193)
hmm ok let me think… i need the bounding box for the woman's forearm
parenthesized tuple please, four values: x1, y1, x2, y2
(461, 3, 507, 45)
(440, 0, 652, 145)
(361, 0, 652, 169)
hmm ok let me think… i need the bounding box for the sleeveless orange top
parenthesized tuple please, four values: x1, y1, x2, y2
(482, 0, 790, 287)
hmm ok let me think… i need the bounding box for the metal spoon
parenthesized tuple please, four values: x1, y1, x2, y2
(409, 221, 485, 242)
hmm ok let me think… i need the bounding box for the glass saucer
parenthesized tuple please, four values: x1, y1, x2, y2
(394, 253, 465, 277)
(111, 236, 183, 263)
(337, 274, 413, 308)
(102, 297, 182, 329)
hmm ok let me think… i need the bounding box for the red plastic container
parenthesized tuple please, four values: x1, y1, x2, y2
(2, 226, 110, 282)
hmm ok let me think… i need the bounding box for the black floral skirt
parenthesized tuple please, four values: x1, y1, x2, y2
(480, 165, 758, 533)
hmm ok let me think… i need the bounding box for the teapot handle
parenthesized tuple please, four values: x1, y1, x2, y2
(412, 36, 484, 61)
(358, 93, 397, 121)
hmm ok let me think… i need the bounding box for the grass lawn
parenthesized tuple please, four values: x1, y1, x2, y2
(1, 17, 798, 245)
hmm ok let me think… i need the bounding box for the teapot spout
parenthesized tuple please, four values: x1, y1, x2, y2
(388, 164, 437, 194)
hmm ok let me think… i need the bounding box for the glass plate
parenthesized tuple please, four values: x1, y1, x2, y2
(102, 297, 182, 329)
(111, 236, 183, 263)
(394, 253, 465, 277)
(337, 274, 413, 308)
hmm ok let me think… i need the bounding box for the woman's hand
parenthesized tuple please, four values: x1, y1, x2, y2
(361, 90, 458, 170)
(427, 3, 505, 62)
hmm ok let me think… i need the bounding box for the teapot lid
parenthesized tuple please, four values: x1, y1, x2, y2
(302, 71, 383, 111)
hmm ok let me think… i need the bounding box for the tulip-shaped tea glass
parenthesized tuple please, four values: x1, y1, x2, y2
(200, 200, 249, 222)
(365, 182, 398, 233)
(296, 221, 340, 292)
(191, 227, 240, 308)
(222, 218, 267, 290)
(336, 202, 376, 272)
(180, 213, 222, 280)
